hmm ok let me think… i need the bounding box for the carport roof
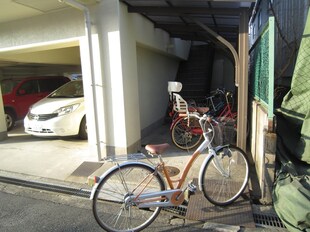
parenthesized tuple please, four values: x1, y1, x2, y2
(0, 0, 255, 68)
(0, 0, 255, 46)
(120, 0, 255, 46)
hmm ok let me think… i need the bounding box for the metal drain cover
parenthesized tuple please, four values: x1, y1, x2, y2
(253, 213, 286, 228)
(158, 166, 180, 177)
(163, 205, 187, 218)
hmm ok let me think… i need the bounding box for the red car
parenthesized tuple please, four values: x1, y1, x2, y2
(1, 76, 70, 130)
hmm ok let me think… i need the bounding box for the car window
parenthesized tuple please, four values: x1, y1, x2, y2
(1, 79, 20, 94)
(17, 80, 39, 95)
(38, 78, 68, 92)
(49, 81, 84, 98)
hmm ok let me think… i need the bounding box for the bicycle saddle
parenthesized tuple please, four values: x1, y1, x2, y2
(196, 107, 209, 114)
(145, 143, 170, 155)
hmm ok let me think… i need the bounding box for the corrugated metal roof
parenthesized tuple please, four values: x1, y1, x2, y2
(120, 0, 255, 45)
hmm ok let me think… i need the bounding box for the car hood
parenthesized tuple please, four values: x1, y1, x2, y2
(30, 97, 84, 114)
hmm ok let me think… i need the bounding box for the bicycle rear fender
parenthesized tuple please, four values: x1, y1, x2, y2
(89, 161, 166, 200)
(198, 144, 229, 191)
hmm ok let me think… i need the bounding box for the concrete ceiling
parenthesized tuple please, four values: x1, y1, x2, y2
(0, 0, 255, 72)
(0, 0, 85, 71)
(0, 0, 102, 72)
(0, 0, 98, 23)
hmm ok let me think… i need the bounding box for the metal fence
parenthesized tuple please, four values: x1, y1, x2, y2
(272, 0, 309, 79)
(249, 17, 275, 118)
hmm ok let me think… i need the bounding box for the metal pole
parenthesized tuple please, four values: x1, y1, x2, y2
(60, 0, 103, 161)
(190, 17, 240, 86)
(237, 8, 249, 151)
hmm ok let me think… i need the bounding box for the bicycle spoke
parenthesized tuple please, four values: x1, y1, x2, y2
(93, 163, 165, 232)
(171, 116, 202, 149)
(201, 145, 249, 206)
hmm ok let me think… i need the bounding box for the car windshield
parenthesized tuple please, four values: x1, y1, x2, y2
(48, 80, 84, 98)
(1, 79, 21, 94)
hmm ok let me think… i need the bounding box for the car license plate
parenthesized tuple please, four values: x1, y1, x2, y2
(32, 123, 42, 132)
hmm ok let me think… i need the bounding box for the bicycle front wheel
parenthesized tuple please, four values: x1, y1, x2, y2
(201, 145, 249, 206)
(171, 116, 203, 150)
(92, 163, 165, 232)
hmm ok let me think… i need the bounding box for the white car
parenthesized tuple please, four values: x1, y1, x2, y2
(24, 80, 87, 139)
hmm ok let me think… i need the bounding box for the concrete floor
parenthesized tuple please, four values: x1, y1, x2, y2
(0, 121, 95, 182)
(0, 120, 198, 185)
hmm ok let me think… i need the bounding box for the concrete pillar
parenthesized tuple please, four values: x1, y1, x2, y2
(81, 0, 141, 160)
(79, 34, 107, 160)
(0, 87, 8, 140)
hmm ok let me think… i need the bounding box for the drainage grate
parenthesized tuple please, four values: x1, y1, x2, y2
(163, 205, 187, 218)
(253, 213, 286, 228)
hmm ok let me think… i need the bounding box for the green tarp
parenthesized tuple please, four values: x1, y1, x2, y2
(273, 8, 310, 232)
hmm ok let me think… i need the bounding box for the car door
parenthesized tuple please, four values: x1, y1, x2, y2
(14, 79, 41, 118)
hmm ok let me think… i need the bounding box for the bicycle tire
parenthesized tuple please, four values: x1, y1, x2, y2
(201, 145, 249, 206)
(92, 163, 165, 232)
(171, 116, 203, 150)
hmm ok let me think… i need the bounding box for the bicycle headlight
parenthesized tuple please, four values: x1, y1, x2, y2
(54, 104, 80, 116)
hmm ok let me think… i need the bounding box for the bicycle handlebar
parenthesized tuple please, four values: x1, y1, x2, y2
(188, 112, 217, 134)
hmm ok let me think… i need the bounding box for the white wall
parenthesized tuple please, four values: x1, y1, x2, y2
(80, 1, 190, 155)
(118, 2, 190, 147)
(211, 49, 235, 92)
(136, 46, 180, 135)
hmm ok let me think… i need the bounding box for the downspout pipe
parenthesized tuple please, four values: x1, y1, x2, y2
(60, 0, 103, 161)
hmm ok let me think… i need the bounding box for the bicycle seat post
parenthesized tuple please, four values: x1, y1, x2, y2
(145, 143, 170, 164)
(157, 154, 164, 165)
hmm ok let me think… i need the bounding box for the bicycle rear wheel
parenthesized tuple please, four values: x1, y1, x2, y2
(171, 116, 203, 150)
(92, 163, 165, 232)
(201, 145, 249, 206)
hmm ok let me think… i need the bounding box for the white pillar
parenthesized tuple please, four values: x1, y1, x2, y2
(79, 35, 107, 160)
(0, 87, 8, 140)
(81, 0, 141, 159)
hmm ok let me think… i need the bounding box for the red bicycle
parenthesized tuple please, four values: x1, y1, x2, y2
(170, 93, 210, 149)
(216, 92, 237, 127)
(170, 90, 247, 150)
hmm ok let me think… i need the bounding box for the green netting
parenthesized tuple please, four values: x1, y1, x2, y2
(280, 23, 310, 164)
(273, 8, 310, 232)
(249, 25, 270, 104)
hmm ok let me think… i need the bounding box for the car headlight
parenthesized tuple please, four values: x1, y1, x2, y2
(54, 104, 80, 116)
(28, 105, 33, 113)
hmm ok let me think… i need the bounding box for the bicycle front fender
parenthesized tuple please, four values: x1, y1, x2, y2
(198, 144, 230, 191)
(89, 161, 163, 200)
